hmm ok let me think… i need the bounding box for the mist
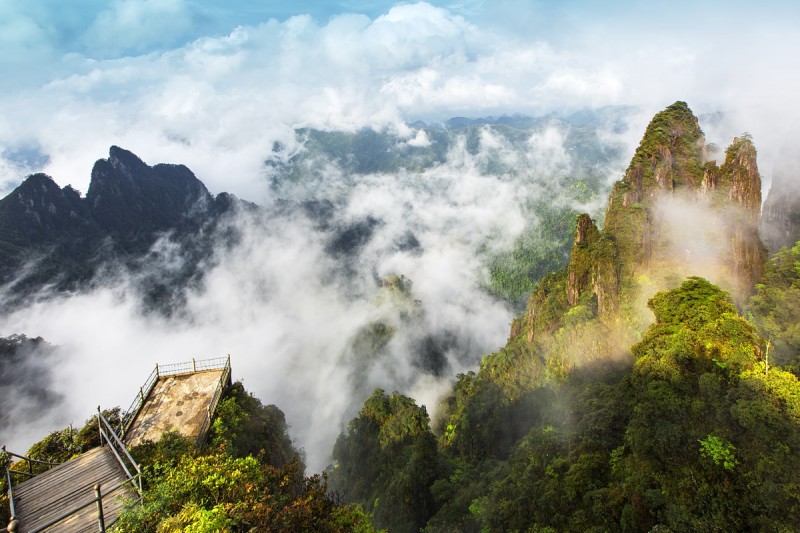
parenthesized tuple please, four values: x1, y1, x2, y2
(0, 121, 624, 470)
(1, 0, 796, 472)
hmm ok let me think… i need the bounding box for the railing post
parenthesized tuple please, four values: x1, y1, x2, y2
(6, 470, 16, 524)
(97, 406, 103, 446)
(155, 363, 159, 378)
(94, 484, 105, 532)
(192, 358, 196, 372)
(7, 517, 18, 532)
(139, 387, 144, 403)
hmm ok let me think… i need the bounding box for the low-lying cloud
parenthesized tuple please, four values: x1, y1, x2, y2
(0, 123, 622, 470)
(1, 0, 797, 471)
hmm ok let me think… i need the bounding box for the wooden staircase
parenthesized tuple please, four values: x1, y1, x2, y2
(5, 357, 231, 532)
(5, 410, 141, 533)
(11, 447, 136, 532)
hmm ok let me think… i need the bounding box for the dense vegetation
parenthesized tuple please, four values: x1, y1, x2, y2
(5, 103, 799, 531)
(747, 241, 800, 372)
(332, 278, 800, 532)
(330, 389, 442, 532)
(329, 103, 800, 531)
(2, 382, 377, 532)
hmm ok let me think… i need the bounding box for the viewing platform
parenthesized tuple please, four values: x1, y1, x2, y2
(4, 356, 233, 532)
(121, 356, 232, 447)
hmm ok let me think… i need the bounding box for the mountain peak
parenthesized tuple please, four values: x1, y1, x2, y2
(0, 173, 93, 246)
(86, 146, 213, 236)
(108, 145, 149, 176)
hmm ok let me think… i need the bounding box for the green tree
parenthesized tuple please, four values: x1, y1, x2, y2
(331, 389, 443, 533)
(208, 381, 300, 468)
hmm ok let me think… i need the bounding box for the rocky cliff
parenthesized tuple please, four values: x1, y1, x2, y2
(511, 101, 768, 365)
(761, 173, 800, 252)
(0, 146, 238, 307)
(566, 103, 763, 322)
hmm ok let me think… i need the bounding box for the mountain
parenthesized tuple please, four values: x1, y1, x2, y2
(0, 112, 626, 314)
(761, 172, 800, 252)
(0, 146, 242, 311)
(331, 102, 800, 532)
(4, 103, 800, 532)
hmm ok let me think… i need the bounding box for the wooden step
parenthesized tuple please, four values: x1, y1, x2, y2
(12, 446, 137, 532)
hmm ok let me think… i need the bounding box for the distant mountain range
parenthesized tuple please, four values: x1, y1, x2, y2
(0, 146, 240, 311)
(1, 109, 796, 315)
(0, 112, 632, 313)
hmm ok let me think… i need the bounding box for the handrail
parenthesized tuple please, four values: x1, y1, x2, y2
(6, 469, 36, 478)
(1, 447, 59, 467)
(4, 445, 60, 528)
(119, 363, 159, 435)
(99, 411, 140, 476)
(99, 428, 135, 484)
(98, 408, 142, 496)
(5, 469, 15, 524)
(3, 416, 140, 533)
(195, 355, 232, 446)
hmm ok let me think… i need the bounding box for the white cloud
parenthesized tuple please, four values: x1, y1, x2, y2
(82, 0, 195, 56)
(405, 129, 431, 147)
(2, 0, 800, 470)
(1, 1, 796, 200)
(0, 116, 608, 469)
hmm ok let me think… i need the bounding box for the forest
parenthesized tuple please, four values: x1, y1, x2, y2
(3, 102, 800, 532)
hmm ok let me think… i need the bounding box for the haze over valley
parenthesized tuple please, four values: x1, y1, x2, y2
(2, 2, 800, 531)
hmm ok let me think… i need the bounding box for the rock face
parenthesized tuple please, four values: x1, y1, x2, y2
(518, 101, 768, 347)
(761, 173, 800, 252)
(575, 103, 763, 312)
(87, 146, 213, 236)
(0, 146, 237, 303)
(0, 173, 96, 245)
(565, 214, 619, 316)
(719, 136, 765, 291)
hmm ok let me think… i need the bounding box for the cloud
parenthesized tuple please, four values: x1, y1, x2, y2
(1, 1, 798, 201)
(0, 119, 618, 470)
(82, 0, 196, 57)
(1, 0, 799, 471)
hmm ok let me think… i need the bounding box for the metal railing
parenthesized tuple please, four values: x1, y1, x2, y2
(196, 356, 232, 446)
(2, 447, 59, 479)
(119, 356, 231, 437)
(3, 412, 140, 533)
(5, 469, 15, 533)
(3, 445, 61, 531)
(98, 408, 142, 497)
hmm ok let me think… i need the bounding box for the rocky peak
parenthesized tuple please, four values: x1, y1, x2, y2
(0, 147, 242, 308)
(519, 102, 768, 352)
(574, 213, 599, 245)
(109, 145, 150, 175)
(617, 101, 705, 202)
(565, 213, 618, 316)
(86, 146, 213, 236)
(722, 135, 761, 219)
(566, 214, 600, 306)
(0, 173, 93, 245)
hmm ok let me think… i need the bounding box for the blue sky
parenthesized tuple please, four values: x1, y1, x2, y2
(1, 0, 799, 198)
